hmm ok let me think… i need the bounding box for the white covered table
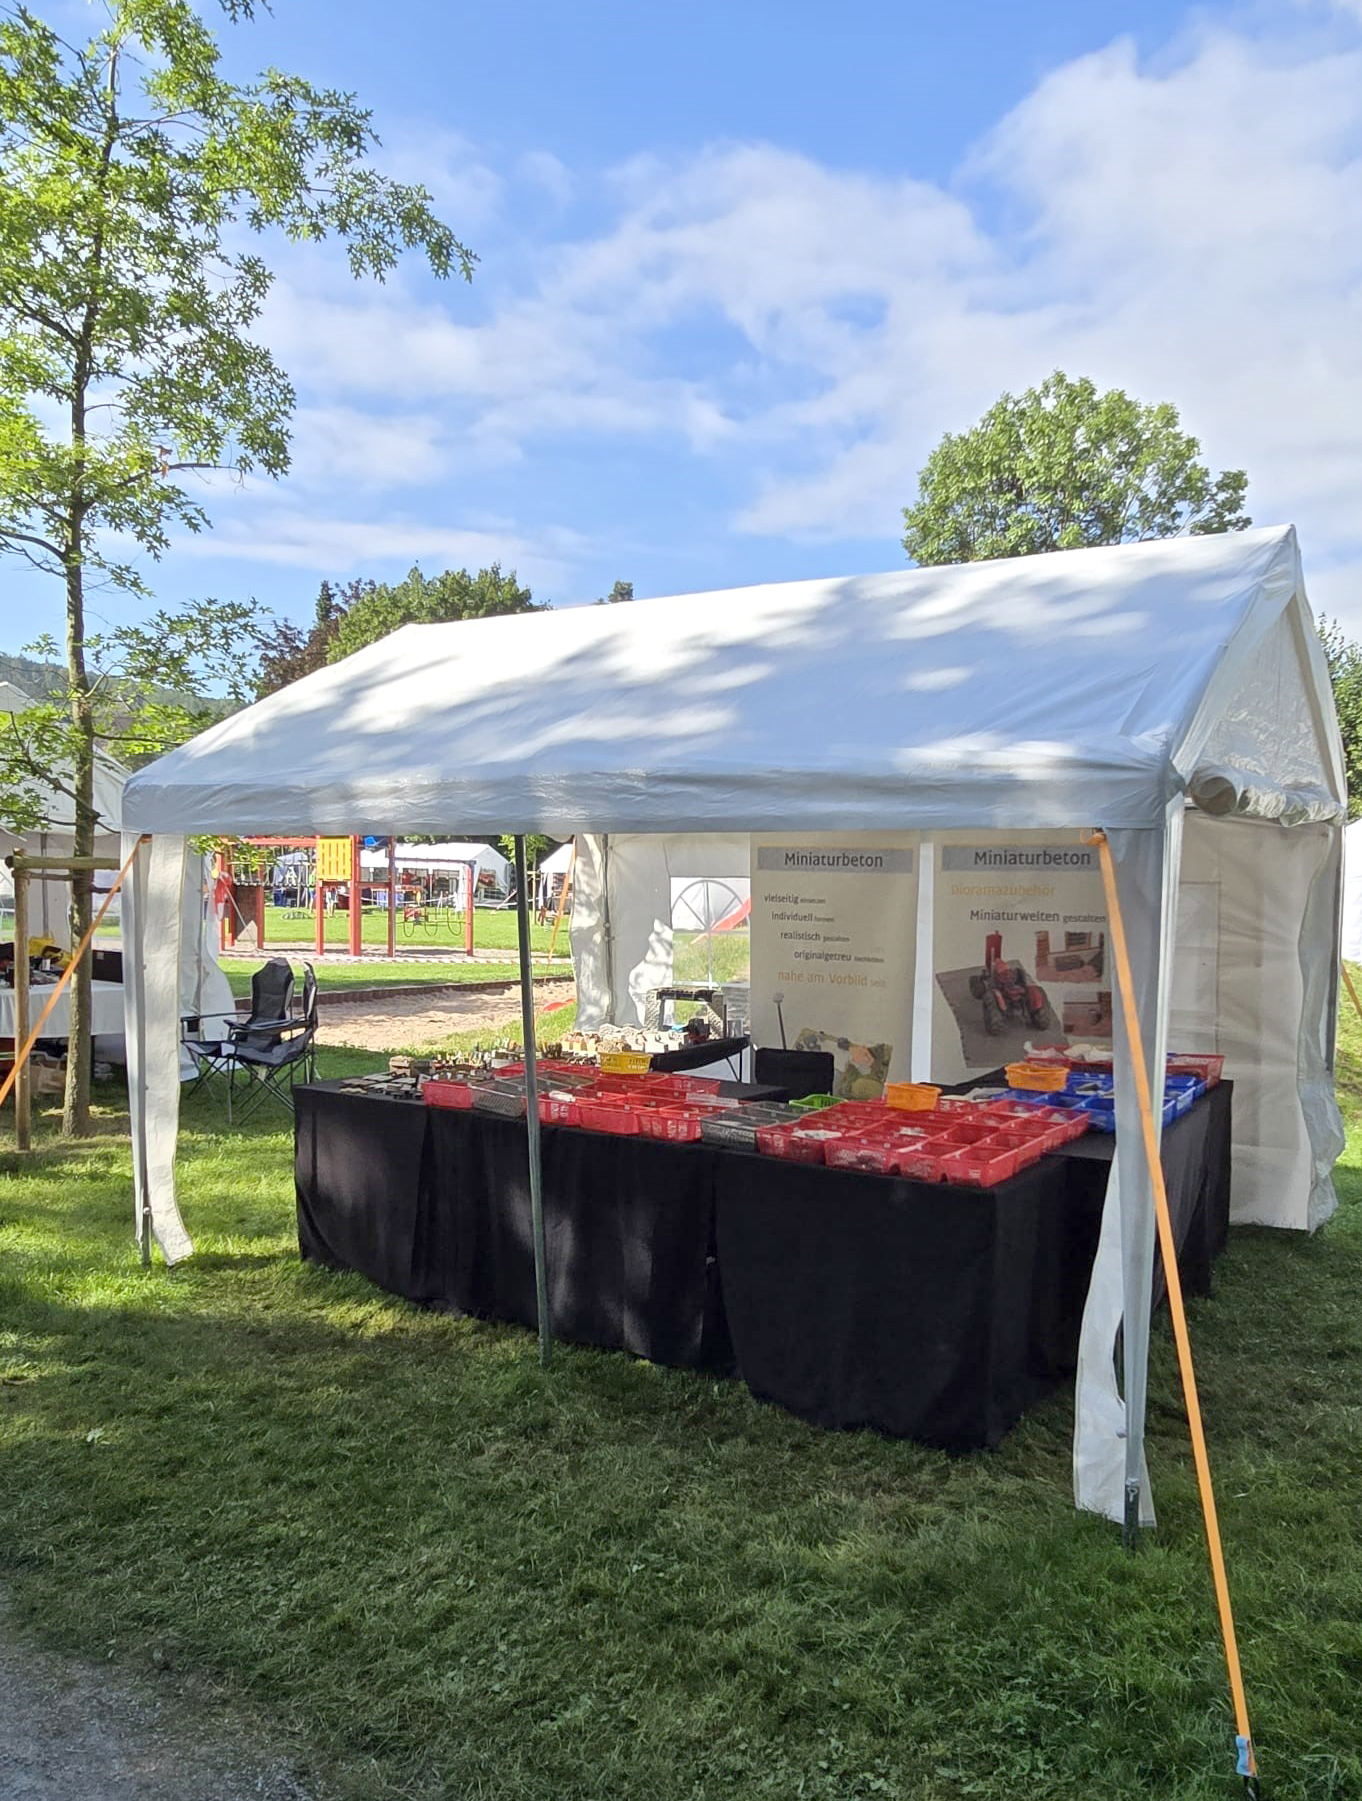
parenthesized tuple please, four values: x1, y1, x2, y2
(0, 977, 125, 1039)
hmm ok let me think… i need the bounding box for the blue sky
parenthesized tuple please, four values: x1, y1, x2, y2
(11, 0, 1362, 646)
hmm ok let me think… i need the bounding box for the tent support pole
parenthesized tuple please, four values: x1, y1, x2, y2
(387, 838, 396, 960)
(13, 864, 30, 1150)
(514, 835, 552, 1369)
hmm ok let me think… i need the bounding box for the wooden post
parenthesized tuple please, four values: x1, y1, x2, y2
(348, 835, 363, 958)
(315, 875, 326, 958)
(254, 883, 266, 950)
(465, 861, 475, 956)
(13, 865, 30, 1150)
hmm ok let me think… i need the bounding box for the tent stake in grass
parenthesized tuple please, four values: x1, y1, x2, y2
(1089, 829, 1260, 1798)
(515, 835, 552, 1368)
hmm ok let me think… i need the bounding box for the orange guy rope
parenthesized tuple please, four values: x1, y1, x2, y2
(1341, 958, 1362, 1027)
(1089, 829, 1258, 1793)
(0, 836, 147, 1115)
(546, 839, 577, 963)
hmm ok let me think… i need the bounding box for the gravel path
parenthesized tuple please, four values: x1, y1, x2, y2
(318, 981, 575, 1053)
(0, 1593, 322, 1801)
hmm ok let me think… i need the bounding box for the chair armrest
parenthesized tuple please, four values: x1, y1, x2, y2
(227, 1013, 296, 1040)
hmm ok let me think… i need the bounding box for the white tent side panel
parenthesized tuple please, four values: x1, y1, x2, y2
(570, 832, 751, 1028)
(1182, 594, 1345, 825)
(1341, 819, 1362, 962)
(1172, 812, 1341, 1228)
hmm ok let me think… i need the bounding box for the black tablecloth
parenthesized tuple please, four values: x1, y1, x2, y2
(294, 1082, 1231, 1450)
(713, 1151, 1069, 1450)
(424, 1108, 733, 1372)
(295, 1087, 440, 1302)
(713, 1082, 1232, 1451)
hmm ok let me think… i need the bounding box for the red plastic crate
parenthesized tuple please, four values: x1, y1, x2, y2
(986, 1128, 1047, 1170)
(939, 1143, 1023, 1186)
(755, 1124, 827, 1163)
(637, 1074, 690, 1098)
(1167, 1052, 1223, 1088)
(636, 1108, 703, 1144)
(934, 1121, 992, 1146)
(577, 1099, 641, 1135)
(825, 1136, 900, 1173)
(983, 1099, 1070, 1124)
(894, 1144, 950, 1182)
(423, 1079, 474, 1109)
(538, 1093, 581, 1127)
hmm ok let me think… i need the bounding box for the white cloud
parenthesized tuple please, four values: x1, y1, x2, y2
(519, 150, 574, 206)
(376, 128, 503, 232)
(174, 497, 584, 590)
(285, 405, 457, 492)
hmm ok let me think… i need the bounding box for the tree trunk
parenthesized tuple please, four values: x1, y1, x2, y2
(61, 555, 95, 1137)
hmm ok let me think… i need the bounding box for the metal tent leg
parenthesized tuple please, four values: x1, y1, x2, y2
(515, 836, 552, 1368)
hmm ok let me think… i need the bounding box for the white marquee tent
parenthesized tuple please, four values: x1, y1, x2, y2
(1, 680, 233, 1056)
(120, 525, 1346, 1525)
(1, 678, 132, 945)
(357, 839, 510, 904)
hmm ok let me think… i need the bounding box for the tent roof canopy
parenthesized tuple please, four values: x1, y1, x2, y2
(124, 526, 1343, 838)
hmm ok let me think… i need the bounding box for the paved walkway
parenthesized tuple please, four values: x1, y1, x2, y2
(0, 1594, 323, 1801)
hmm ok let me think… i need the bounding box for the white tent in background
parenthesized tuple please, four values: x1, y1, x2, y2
(539, 841, 575, 877)
(1, 679, 132, 944)
(357, 839, 510, 904)
(119, 525, 1346, 1525)
(1, 677, 234, 1061)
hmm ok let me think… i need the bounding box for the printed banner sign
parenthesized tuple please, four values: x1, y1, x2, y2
(931, 838, 1109, 1083)
(750, 835, 918, 1098)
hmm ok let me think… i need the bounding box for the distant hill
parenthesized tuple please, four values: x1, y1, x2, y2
(0, 652, 65, 701)
(0, 651, 236, 766)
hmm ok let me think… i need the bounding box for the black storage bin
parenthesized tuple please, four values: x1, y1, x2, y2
(752, 1047, 834, 1100)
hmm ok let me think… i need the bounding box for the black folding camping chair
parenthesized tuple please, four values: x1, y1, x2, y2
(182, 957, 296, 1108)
(227, 961, 318, 1121)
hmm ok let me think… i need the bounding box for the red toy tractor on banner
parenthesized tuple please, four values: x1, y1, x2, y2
(968, 932, 1056, 1036)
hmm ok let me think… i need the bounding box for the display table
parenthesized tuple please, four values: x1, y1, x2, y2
(0, 977, 124, 1039)
(294, 1082, 1231, 1450)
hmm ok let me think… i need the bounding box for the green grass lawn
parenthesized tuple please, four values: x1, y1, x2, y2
(252, 903, 568, 957)
(222, 958, 572, 999)
(2, 1002, 1362, 1798)
(673, 925, 751, 988)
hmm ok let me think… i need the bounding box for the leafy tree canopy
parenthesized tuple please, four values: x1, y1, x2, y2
(328, 563, 542, 662)
(902, 371, 1251, 566)
(0, 0, 467, 1130)
(252, 577, 360, 697)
